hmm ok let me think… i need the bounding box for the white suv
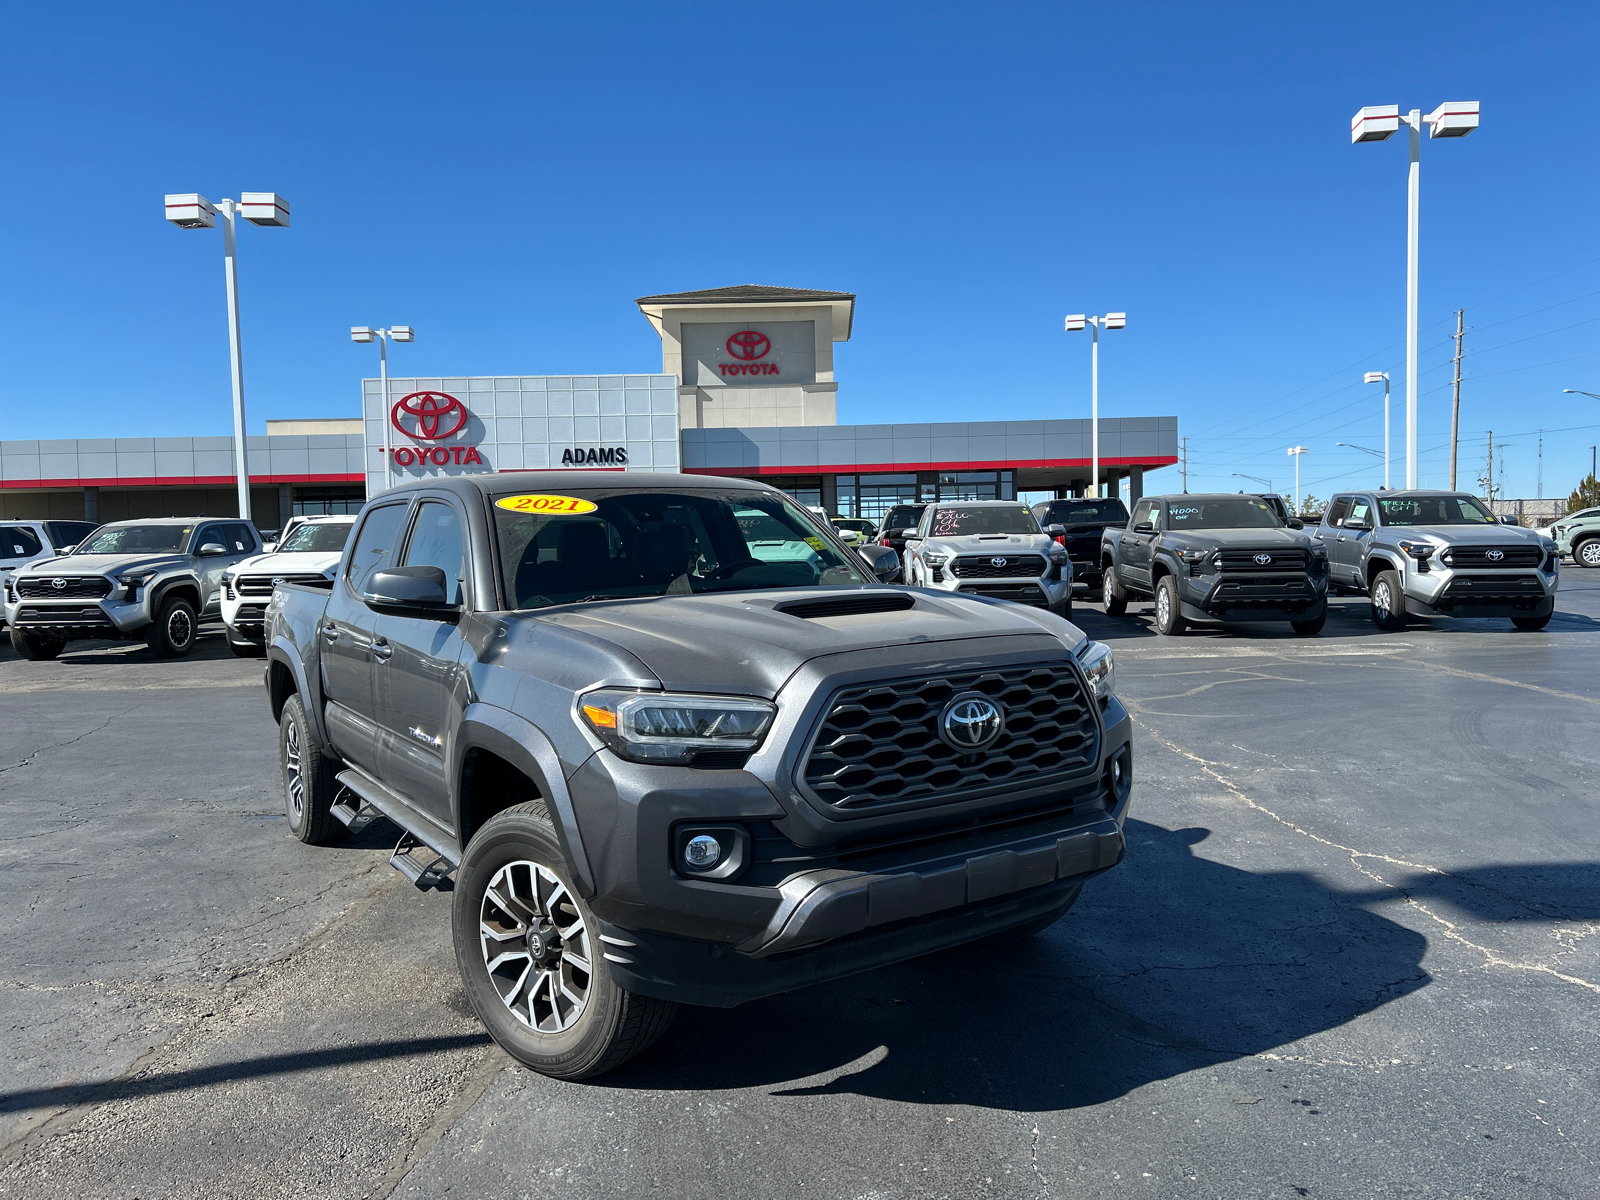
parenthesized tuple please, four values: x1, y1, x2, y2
(221, 516, 355, 656)
(1, 521, 101, 626)
(902, 500, 1074, 617)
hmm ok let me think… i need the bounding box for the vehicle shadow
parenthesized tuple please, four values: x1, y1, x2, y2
(600, 821, 1434, 1111)
(18, 627, 244, 664)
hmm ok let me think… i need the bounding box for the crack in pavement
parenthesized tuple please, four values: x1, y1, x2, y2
(0, 710, 127, 776)
(1139, 718, 1600, 997)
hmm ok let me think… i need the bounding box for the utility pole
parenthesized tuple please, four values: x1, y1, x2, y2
(1180, 437, 1188, 493)
(1537, 430, 1544, 500)
(1450, 309, 1464, 490)
(1480, 431, 1494, 500)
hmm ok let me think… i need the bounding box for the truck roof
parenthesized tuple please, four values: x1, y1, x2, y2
(373, 471, 779, 500)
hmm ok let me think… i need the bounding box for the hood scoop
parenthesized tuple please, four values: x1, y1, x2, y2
(774, 593, 916, 620)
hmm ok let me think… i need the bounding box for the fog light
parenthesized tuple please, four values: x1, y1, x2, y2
(684, 835, 722, 869)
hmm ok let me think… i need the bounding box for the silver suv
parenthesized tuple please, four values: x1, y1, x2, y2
(4, 518, 260, 660)
(902, 500, 1073, 616)
(1, 521, 100, 625)
(1314, 490, 1558, 631)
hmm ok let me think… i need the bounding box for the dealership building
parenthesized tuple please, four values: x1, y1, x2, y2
(0, 285, 1177, 528)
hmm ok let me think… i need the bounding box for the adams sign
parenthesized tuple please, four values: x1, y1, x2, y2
(559, 446, 628, 466)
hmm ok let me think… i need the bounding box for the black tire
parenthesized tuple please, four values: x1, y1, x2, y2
(987, 884, 1084, 944)
(1369, 569, 1407, 631)
(279, 694, 341, 845)
(228, 637, 266, 658)
(1103, 564, 1128, 616)
(453, 802, 678, 1080)
(146, 597, 198, 658)
(1512, 613, 1552, 631)
(1154, 574, 1187, 636)
(1291, 611, 1326, 636)
(1575, 538, 1600, 569)
(9, 627, 64, 660)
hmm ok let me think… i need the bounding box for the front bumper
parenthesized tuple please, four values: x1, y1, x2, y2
(1401, 559, 1558, 617)
(4, 586, 152, 638)
(565, 694, 1133, 1007)
(1177, 568, 1328, 622)
(925, 573, 1073, 609)
(221, 595, 268, 643)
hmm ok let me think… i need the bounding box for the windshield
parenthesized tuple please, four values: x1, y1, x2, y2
(493, 488, 870, 610)
(927, 506, 1040, 537)
(278, 522, 355, 553)
(1, 527, 44, 560)
(880, 506, 925, 534)
(833, 518, 876, 534)
(1166, 499, 1283, 530)
(76, 524, 193, 554)
(1378, 496, 1497, 526)
(1047, 499, 1129, 526)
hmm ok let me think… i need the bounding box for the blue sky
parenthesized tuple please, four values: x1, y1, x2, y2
(3, 2, 1598, 501)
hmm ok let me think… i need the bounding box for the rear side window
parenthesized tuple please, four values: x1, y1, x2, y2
(1325, 497, 1350, 527)
(346, 504, 410, 594)
(401, 502, 466, 605)
(1, 527, 43, 559)
(223, 523, 255, 553)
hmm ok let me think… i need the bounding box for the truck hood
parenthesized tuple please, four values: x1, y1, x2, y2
(922, 533, 1056, 555)
(1159, 527, 1311, 549)
(17, 552, 188, 578)
(1389, 524, 1547, 546)
(527, 587, 1079, 698)
(232, 551, 343, 574)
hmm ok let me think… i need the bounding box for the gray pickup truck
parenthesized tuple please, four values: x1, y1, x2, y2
(1315, 489, 1559, 631)
(264, 472, 1131, 1080)
(1100, 493, 1328, 635)
(5, 517, 261, 659)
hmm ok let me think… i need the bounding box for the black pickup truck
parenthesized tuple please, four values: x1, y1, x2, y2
(264, 472, 1132, 1079)
(1030, 497, 1130, 596)
(1100, 493, 1328, 635)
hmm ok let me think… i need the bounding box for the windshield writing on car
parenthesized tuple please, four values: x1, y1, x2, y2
(493, 490, 869, 610)
(1165, 500, 1282, 530)
(1377, 497, 1497, 526)
(279, 523, 355, 553)
(1048, 501, 1129, 525)
(76, 525, 192, 554)
(928, 507, 1040, 537)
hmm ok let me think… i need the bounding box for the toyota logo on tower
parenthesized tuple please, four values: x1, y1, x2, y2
(391, 391, 469, 441)
(725, 330, 770, 360)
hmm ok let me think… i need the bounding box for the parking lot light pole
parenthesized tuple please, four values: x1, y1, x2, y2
(1288, 446, 1310, 513)
(1363, 371, 1392, 488)
(1352, 102, 1479, 489)
(1562, 389, 1600, 400)
(164, 193, 290, 523)
(1065, 312, 1126, 497)
(352, 327, 415, 481)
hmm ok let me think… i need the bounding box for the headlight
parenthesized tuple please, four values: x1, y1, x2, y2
(1397, 540, 1436, 562)
(1076, 641, 1115, 703)
(578, 689, 776, 764)
(1048, 546, 1068, 564)
(118, 569, 157, 586)
(923, 552, 949, 567)
(1177, 548, 1207, 562)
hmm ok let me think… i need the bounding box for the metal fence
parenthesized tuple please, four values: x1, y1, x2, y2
(1490, 498, 1567, 527)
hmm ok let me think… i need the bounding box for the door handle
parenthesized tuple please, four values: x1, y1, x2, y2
(370, 637, 392, 663)
(321, 622, 339, 643)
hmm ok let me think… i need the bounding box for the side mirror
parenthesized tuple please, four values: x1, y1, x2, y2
(836, 529, 861, 544)
(1287, 517, 1304, 529)
(57, 544, 77, 555)
(1499, 515, 1520, 526)
(856, 544, 902, 583)
(1046, 523, 1066, 537)
(893, 528, 917, 540)
(1133, 521, 1155, 534)
(365, 565, 459, 620)
(198, 542, 227, 557)
(1344, 518, 1369, 531)
(262, 541, 278, 553)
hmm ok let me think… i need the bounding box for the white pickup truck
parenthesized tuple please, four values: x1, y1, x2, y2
(221, 516, 355, 656)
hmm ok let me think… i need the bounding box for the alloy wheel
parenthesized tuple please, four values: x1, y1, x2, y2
(1374, 580, 1392, 618)
(1157, 587, 1171, 626)
(1581, 541, 1600, 568)
(283, 718, 304, 820)
(480, 860, 593, 1034)
(168, 607, 193, 649)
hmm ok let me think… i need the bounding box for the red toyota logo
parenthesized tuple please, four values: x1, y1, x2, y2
(725, 330, 771, 361)
(391, 391, 468, 441)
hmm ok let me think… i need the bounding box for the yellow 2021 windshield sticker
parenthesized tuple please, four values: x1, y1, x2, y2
(495, 494, 599, 515)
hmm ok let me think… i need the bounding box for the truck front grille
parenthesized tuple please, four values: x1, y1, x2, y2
(236, 573, 329, 596)
(1446, 545, 1543, 568)
(16, 576, 112, 599)
(1212, 577, 1317, 606)
(951, 554, 1046, 579)
(1216, 548, 1309, 572)
(1437, 573, 1545, 608)
(959, 583, 1049, 606)
(15, 605, 113, 629)
(802, 662, 1099, 813)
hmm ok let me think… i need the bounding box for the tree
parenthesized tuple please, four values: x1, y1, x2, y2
(1298, 494, 1325, 520)
(1569, 474, 1600, 512)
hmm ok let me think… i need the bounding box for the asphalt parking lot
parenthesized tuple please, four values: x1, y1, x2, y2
(2, 569, 1598, 1200)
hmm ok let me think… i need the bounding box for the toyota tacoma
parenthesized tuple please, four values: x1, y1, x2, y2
(221, 515, 355, 657)
(902, 500, 1073, 616)
(264, 473, 1130, 1080)
(1101, 493, 1327, 635)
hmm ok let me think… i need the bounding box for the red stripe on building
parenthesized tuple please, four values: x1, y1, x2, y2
(0, 473, 365, 490)
(682, 456, 1177, 477)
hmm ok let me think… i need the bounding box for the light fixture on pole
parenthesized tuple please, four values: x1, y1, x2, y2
(352, 326, 415, 482)
(1338, 441, 1385, 458)
(1562, 388, 1600, 400)
(1064, 312, 1126, 498)
(1231, 472, 1273, 493)
(1351, 101, 1479, 490)
(1363, 371, 1391, 488)
(164, 192, 290, 523)
(1287, 446, 1310, 514)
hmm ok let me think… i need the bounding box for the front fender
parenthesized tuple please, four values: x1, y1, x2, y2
(454, 703, 596, 897)
(149, 573, 202, 614)
(1366, 548, 1407, 582)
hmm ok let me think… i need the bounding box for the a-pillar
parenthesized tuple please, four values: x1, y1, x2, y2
(83, 486, 99, 523)
(1129, 466, 1144, 505)
(278, 483, 293, 532)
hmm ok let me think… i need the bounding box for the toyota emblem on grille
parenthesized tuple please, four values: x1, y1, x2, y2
(51, 578, 67, 589)
(1486, 549, 1504, 561)
(938, 692, 1005, 752)
(271, 577, 285, 585)
(991, 556, 1009, 568)
(1253, 553, 1273, 565)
